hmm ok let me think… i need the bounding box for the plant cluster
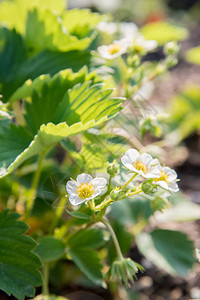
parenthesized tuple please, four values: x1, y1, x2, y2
(0, 1, 197, 299)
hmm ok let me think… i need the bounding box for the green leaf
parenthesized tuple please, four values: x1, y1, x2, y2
(68, 229, 105, 250)
(0, 123, 32, 169)
(62, 131, 128, 172)
(0, 0, 65, 33)
(185, 46, 200, 66)
(168, 85, 200, 139)
(0, 27, 91, 101)
(136, 229, 195, 277)
(0, 27, 27, 99)
(69, 248, 104, 287)
(62, 9, 102, 38)
(35, 236, 66, 262)
(0, 209, 42, 300)
(23, 81, 122, 135)
(140, 22, 188, 45)
(25, 9, 91, 55)
(9, 67, 98, 103)
(154, 199, 200, 223)
(109, 197, 152, 225)
(68, 229, 105, 287)
(66, 210, 91, 221)
(0, 119, 114, 177)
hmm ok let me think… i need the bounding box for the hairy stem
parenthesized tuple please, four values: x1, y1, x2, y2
(102, 217, 124, 261)
(121, 173, 137, 190)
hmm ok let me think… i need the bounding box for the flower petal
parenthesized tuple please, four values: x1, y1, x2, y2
(121, 155, 133, 168)
(66, 179, 77, 194)
(168, 181, 179, 192)
(163, 167, 177, 181)
(69, 194, 86, 206)
(92, 177, 107, 189)
(125, 149, 140, 163)
(76, 173, 92, 185)
(157, 180, 169, 190)
(140, 153, 153, 167)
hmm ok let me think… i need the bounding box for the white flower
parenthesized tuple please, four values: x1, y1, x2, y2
(66, 173, 107, 206)
(132, 35, 157, 53)
(121, 149, 160, 179)
(97, 21, 138, 39)
(120, 22, 138, 40)
(97, 21, 118, 35)
(97, 39, 130, 60)
(153, 164, 179, 192)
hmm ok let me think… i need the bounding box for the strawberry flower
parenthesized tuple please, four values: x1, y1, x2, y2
(66, 173, 107, 206)
(97, 39, 130, 60)
(154, 164, 179, 192)
(121, 149, 160, 179)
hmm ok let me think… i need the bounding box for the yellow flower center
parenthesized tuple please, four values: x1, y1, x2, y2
(108, 44, 122, 55)
(77, 182, 94, 199)
(133, 160, 149, 173)
(134, 44, 144, 53)
(155, 170, 169, 183)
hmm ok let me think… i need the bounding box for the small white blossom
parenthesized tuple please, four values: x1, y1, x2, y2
(97, 21, 138, 39)
(121, 149, 160, 179)
(97, 21, 118, 35)
(120, 22, 138, 40)
(132, 35, 157, 53)
(66, 173, 107, 206)
(153, 164, 179, 192)
(97, 39, 130, 60)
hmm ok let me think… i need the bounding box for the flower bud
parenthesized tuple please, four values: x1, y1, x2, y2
(107, 257, 143, 287)
(127, 55, 140, 68)
(142, 180, 155, 194)
(107, 161, 119, 177)
(164, 41, 180, 56)
(110, 187, 123, 201)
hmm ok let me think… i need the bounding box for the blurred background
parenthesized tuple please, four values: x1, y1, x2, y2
(67, 1, 200, 299)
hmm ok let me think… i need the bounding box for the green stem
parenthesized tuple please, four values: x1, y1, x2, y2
(125, 188, 143, 198)
(101, 217, 124, 261)
(50, 196, 68, 234)
(121, 173, 137, 190)
(26, 147, 50, 218)
(42, 262, 49, 295)
(94, 197, 113, 211)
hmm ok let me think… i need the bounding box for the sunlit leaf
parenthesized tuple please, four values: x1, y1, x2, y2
(24, 81, 123, 135)
(0, 0, 65, 33)
(168, 85, 200, 139)
(62, 9, 102, 38)
(186, 46, 200, 66)
(0, 27, 91, 101)
(140, 22, 188, 45)
(25, 9, 91, 55)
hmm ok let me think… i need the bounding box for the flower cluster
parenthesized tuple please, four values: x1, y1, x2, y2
(66, 148, 179, 206)
(97, 21, 157, 60)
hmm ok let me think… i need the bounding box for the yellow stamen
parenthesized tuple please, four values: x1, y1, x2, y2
(155, 170, 169, 183)
(133, 160, 149, 173)
(108, 44, 121, 55)
(77, 182, 94, 199)
(134, 44, 144, 53)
